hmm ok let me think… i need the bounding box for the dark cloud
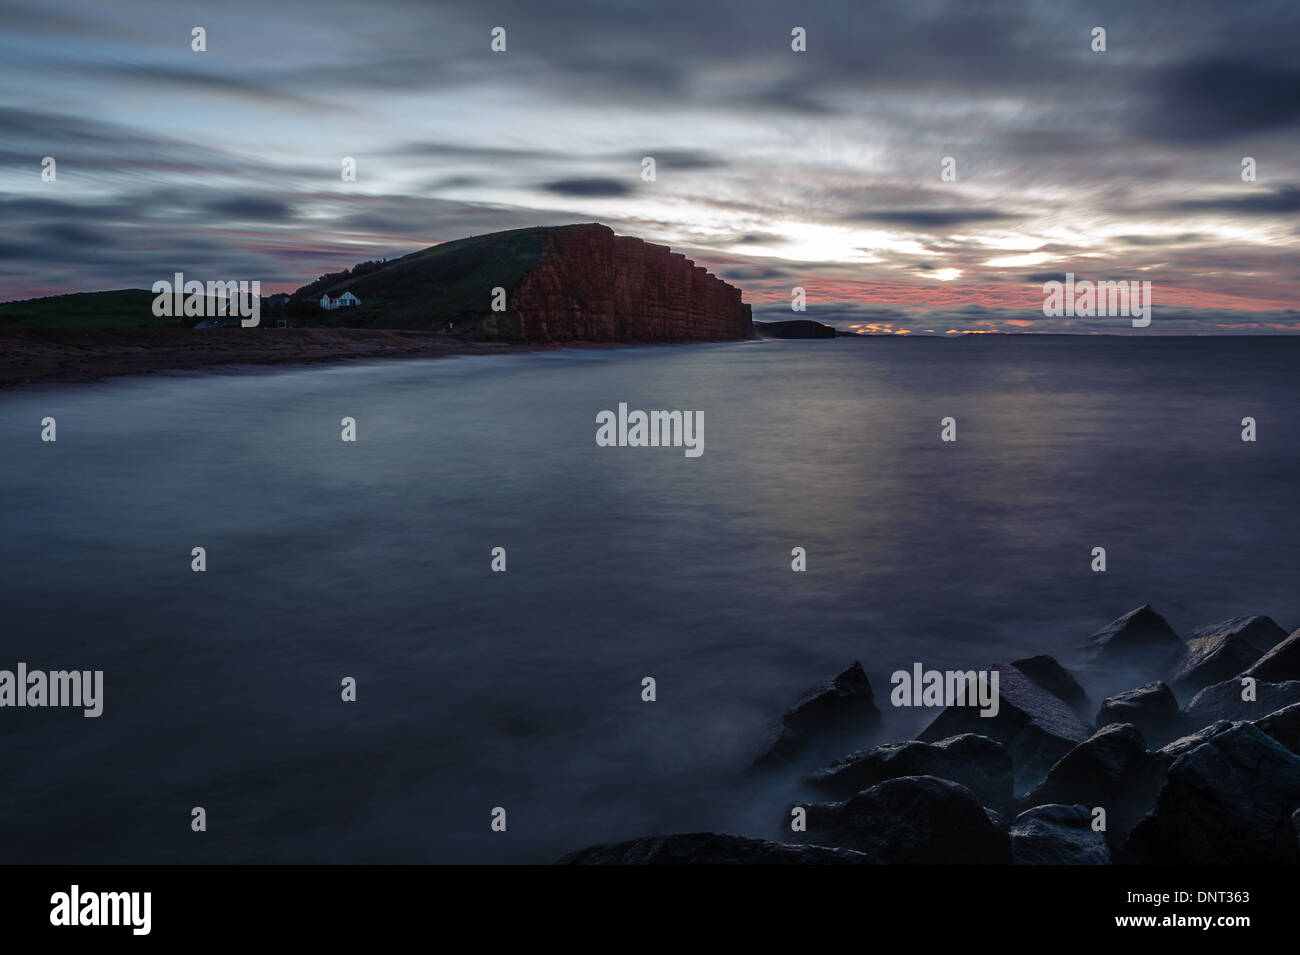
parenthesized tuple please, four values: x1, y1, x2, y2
(541, 178, 635, 197)
(1116, 234, 1207, 246)
(1145, 60, 1300, 143)
(1159, 186, 1300, 216)
(841, 208, 1018, 229)
(732, 233, 788, 245)
(205, 197, 295, 221)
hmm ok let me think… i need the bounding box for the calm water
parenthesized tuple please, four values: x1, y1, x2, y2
(1, 336, 1298, 863)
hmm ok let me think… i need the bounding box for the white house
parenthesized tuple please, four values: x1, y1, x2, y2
(320, 290, 361, 310)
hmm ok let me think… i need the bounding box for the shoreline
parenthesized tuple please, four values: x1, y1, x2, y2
(0, 327, 580, 389)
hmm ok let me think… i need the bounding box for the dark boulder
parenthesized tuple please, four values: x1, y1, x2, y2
(1096, 681, 1185, 748)
(1166, 618, 1277, 697)
(808, 733, 1012, 810)
(1011, 804, 1111, 865)
(919, 663, 1092, 796)
(557, 832, 873, 865)
(1242, 629, 1300, 683)
(1255, 702, 1300, 756)
(1125, 723, 1300, 864)
(985, 807, 1009, 832)
(1192, 614, 1288, 654)
(1011, 654, 1091, 714)
(792, 775, 1011, 864)
(1158, 720, 1235, 762)
(1022, 723, 1165, 852)
(1184, 678, 1300, 726)
(749, 662, 881, 771)
(1083, 604, 1183, 674)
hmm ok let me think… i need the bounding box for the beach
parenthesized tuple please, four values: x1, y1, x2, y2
(0, 327, 545, 388)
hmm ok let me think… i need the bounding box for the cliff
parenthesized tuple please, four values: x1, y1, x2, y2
(500, 224, 753, 343)
(293, 223, 753, 343)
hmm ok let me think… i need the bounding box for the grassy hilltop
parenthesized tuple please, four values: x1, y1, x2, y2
(291, 226, 556, 329)
(0, 289, 164, 328)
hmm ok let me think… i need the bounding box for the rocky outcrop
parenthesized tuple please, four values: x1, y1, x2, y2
(790, 776, 1011, 864)
(1242, 629, 1300, 683)
(557, 832, 872, 865)
(559, 605, 1300, 866)
(1166, 618, 1277, 696)
(1255, 703, 1300, 756)
(1010, 805, 1111, 865)
(1125, 723, 1300, 864)
(918, 662, 1092, 795)
(505, 225, 753, 343)
(749, 662, 881, 771)
(1183, 678, 1300, 726)
(807, 734, 1013, 810)
(1158, 720, 1235, 761)
(1021, 723, 1165, 852)
(1084, 604, 1183, 673)
(1012, 654, 1091, 714)
(1096, 682, 1185, 747)
(753, 319, 836, 339)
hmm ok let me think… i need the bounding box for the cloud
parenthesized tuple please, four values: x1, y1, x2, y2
(1159, 186, 1300, 216)
(204, 197, 296, 221)
(540, 178, 635, 197)
(1145, 59, 1300, 143)
(0, 0, 1297, 323)
(840, 208, 1018, 229)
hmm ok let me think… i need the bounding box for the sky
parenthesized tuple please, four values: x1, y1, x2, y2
(2, 0, 1298, 333)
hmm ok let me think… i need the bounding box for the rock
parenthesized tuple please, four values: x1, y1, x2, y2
(1125, 723, 1300, 864)
(985, 807, 1009, 832)
(808, 734, 1012, 810)
(1011, 654, 1090, 713)
(1011, 805, 1111, 865)
(1184, 679, 1300, 726)
(1159, 720, 1236, 761)
(918, 663, 1092, 795)
(1022, 723, 1165, 851)
(793, 775, 1011, 864)
(1096, 682, 1185, 748)
(1166, 618, 1277, 696)
(557, 832, 873, 865)
(750, 662, 881, 771)
(1191, 614, 1289, 655)
(753, 319, 836, 339)
(1242, 629, 1300, 683)
(1083, 604, 1183, 674)
(1255, 702, 1300, 756)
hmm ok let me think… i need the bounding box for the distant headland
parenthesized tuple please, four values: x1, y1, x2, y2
(0, 224, 776, 386)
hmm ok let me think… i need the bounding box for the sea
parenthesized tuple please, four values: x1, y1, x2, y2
(1, 335, 1297, 862)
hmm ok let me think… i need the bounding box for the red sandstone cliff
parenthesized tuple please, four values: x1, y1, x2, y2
(506, 224, 753, 343)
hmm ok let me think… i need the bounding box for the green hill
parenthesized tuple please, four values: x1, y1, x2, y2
(0, 289, 169, 328)
(291, 225, 557, 329)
